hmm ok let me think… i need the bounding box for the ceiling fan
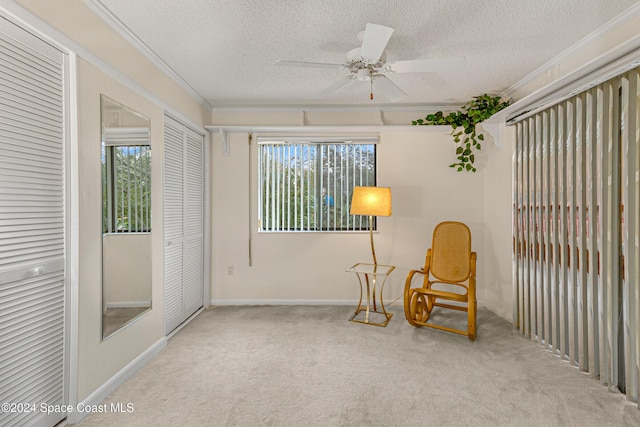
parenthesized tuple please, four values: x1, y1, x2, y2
(275, 23, 465, 102)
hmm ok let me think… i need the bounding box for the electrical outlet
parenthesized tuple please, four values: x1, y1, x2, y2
(226, 265, 234, 275)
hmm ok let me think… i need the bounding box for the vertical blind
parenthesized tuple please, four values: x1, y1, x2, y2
(102, 144, 151, 233)
(513, 67, 640, 404)
(257, 137, 377, 232)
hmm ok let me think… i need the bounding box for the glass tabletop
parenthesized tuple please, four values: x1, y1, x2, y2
(346, 263, 395, 276)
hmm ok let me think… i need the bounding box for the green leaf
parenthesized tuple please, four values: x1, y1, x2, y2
(410, 94, 510, 173)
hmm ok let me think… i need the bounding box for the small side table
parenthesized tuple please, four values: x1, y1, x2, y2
(346, 263, 395, 327)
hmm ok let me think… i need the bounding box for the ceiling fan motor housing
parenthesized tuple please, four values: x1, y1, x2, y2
(348, 58, 384, 80)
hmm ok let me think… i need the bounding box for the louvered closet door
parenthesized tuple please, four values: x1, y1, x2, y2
(0, 16, 66, 427)
(163, 118, 185, 334)
(183, 129, 204, 316)
(163, 116, 204, 334)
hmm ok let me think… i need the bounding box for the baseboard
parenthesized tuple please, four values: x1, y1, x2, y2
(66, 337, 167, 424)
(211, 299, 360, 306)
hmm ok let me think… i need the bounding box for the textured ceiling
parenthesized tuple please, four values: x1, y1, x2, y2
(96, 0, 639, 108)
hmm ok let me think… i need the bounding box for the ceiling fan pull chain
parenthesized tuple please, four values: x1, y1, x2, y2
(370, 74, 374, 100)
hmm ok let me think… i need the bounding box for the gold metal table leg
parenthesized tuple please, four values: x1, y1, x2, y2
(349, 271, 393, 327)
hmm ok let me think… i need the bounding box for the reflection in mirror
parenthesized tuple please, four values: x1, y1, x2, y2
(101, 95, 152, 339)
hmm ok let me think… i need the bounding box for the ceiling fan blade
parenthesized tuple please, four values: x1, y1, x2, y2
(275, 60, 344, 69)
(314, 76, 354, 98)
(374, 75, 407, 102)
(360, 23, 394, 62)
(387, 57, 466, 73)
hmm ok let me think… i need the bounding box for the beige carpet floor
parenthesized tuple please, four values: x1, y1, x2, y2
(77, 305, 640, 426)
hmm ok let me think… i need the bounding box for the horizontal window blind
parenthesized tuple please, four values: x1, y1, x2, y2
(513, 66, 640, 404)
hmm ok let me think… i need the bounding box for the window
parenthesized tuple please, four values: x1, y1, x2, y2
(102, 144, 152, 233)
(258, 137, 377, 232)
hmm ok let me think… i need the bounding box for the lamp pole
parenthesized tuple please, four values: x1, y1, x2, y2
(369, 214, 377, 265)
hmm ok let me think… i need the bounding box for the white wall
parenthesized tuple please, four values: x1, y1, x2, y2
(480, 124, 515, 320)
(212, 127, 489, 308)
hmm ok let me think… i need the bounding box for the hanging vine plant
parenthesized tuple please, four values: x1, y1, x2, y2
(412, 94, 510, 172)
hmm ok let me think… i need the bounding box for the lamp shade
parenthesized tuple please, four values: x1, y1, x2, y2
(350, 186, 392, 217)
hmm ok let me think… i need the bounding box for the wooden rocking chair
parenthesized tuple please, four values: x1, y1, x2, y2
(404, 221, 477, 340)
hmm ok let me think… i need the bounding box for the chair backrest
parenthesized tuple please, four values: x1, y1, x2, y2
(429, 221, 472, 283)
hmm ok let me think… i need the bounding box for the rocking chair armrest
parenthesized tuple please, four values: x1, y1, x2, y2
(404, 266, 429, 291)
(405, 268, 425, 284)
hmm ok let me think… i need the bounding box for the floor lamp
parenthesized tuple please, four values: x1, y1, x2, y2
(349, 186, 392, 265)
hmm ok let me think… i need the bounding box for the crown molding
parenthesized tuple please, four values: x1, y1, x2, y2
(489, 34, 640, 125)
(484, 2, 640, 148)
(503, 1, 640, 100)
(84, 0, 213, 112)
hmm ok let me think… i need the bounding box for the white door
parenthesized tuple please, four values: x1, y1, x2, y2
(0, 16, 66, 427)
(163, 116, 204, 334)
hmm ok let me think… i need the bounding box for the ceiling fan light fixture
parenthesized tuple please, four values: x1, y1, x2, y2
(356, 68, 372, 81)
